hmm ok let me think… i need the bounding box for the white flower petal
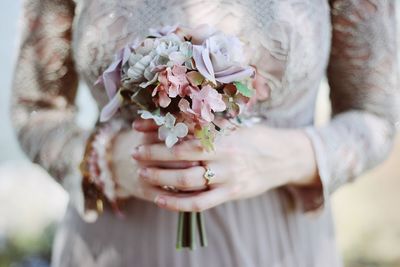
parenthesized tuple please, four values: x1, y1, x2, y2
(164, 113, 176, 128)
(153, 116, 166, 126)
(173, 123, 189, 138)
(138, 110, 153, 119)
(138, 110, 165, 125)
(158, 125, 169, 140)
(165, 134, 179, 148)
(210, 52, 230, 72)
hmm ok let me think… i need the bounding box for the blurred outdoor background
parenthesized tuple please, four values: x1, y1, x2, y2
(0, 1, 399, 267)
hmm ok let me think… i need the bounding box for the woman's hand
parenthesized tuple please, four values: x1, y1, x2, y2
(131, 119, 319, 212)
(111, 127, 199, 200)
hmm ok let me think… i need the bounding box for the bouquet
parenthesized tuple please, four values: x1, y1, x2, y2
(97, 24, 255, 250)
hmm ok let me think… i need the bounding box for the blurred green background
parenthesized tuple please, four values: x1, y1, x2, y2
(0, 1, 399, 267)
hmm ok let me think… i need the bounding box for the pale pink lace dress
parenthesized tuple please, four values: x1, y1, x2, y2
(11, 0, 399, 266)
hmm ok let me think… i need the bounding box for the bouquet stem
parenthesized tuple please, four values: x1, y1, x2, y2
(176, 211, 207, 250)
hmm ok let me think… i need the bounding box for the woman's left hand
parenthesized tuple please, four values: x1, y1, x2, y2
(131, 118, 318, 212)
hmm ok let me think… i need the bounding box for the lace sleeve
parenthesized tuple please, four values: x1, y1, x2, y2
(292, 0, 399, 212)
(10, 0, 96, 220)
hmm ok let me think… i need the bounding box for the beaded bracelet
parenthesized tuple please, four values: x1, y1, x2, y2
(80, 128, 105, 215)
(80, 119, 128, 216)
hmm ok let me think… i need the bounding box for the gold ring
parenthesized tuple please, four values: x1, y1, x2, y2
(203, 166, 215, 186)
(162, 185, 178, 192)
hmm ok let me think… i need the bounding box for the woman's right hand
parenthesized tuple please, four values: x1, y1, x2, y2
(111, 124, 200, 202)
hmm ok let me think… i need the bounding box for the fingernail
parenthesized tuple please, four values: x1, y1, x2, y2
(155, 196, 166, 206)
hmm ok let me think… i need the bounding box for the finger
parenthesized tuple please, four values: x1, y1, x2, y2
(138, 165, 223, 191)
(137, 160, 200, 169)
(153, 184, 240, 212)
(132, 140, 219, 161)
(132, 180, 176, 203)
(132, 118, 159, 132)
(199, 160, 229, 186)
(140, 132, 161, 144)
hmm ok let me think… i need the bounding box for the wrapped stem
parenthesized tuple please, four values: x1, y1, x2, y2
(182, 212, 191, 247)
(176, 211, 208, 250)
(190, 212, 197, 250)
(197, 212, 208, 247)
(176, 212, 184, 250)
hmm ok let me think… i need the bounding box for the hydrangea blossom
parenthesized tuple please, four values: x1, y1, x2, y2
(167, 65, 189, 97)
(158, 113, 189, 148)
(190, 85, 227, 122)
(138, 110, 165, 126)
(152, 69, 172, 108)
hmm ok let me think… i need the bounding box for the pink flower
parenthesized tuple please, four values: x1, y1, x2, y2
(167, 65, 189, 97)
(189, 85, 226, 122)
(152, 70, 171, 108)
(178, 98, 206, 126)
(222, 84, 250, 117)
(152, 65, 196, 107)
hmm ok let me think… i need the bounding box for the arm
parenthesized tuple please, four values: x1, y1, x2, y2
(10, 0, 96, 219)
(294, 0, 399, 211)
(11, 0, 201, 219)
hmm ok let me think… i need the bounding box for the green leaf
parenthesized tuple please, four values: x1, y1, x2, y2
(187, 71, 204, 86)
(194, 126, 215, 151)
(234, 81, 253, 97)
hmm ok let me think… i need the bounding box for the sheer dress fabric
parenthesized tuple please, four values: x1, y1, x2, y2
(10, 0, 399, 266)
